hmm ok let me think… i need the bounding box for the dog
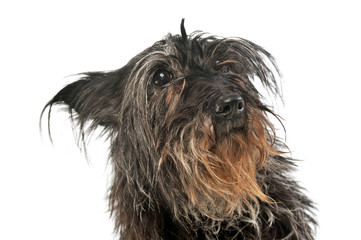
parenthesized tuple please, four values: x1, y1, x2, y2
(42, 20, 316, 239)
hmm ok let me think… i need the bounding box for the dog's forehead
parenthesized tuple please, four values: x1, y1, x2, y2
(129, 32, 280, 96)
(146, 34, 240, 73)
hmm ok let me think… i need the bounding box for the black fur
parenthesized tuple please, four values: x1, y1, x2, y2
(42, 20, 316, 239)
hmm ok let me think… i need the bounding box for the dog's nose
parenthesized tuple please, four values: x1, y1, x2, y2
(212, 95, 245, 119)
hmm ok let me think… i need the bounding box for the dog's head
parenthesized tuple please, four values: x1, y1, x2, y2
(42, 20, 283, 229)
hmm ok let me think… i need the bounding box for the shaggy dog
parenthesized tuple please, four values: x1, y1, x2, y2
(42, 20, 316, 239)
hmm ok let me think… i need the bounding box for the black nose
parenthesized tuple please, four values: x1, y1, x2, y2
(212, 95, 245, 119)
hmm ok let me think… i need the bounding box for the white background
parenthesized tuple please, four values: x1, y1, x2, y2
(1, 1, 360, 239)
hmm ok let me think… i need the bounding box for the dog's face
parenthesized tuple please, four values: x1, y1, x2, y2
(43, 21, 282, 227)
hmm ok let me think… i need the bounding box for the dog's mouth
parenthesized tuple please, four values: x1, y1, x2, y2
(163, 112, 275, 222)
(212, 116, 247, 140)
(157, 108, 279, 221)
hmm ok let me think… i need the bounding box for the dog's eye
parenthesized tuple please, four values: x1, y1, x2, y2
(219, 65, 230, 73)
(215, 61, 232, 73)
(153, 70, 173, 86)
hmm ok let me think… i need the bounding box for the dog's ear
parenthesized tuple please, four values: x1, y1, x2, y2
(41, 69, 128, 138)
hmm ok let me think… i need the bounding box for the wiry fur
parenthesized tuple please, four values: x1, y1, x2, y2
(41, 20, 316, 239)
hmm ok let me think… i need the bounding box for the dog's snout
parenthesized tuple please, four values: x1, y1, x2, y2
(212, 95, 245, 119)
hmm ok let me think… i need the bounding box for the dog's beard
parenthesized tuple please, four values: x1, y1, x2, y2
(157, 102, 281, 231)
